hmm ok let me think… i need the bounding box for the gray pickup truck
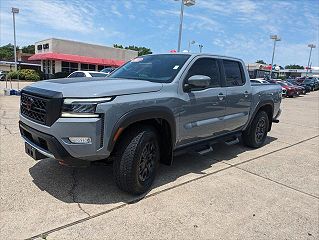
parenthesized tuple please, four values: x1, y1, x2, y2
(19, 53, 282, 194)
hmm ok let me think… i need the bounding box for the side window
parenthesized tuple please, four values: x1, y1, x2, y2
(186, 58, 220, 88)
(223, 60, 245, 86)
(68, 72, 78, 78)
(77, 72, 85, 77)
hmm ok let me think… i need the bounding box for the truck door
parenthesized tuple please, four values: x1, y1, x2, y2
(178, 57, 226, 146)
(222, 60, 252, 133)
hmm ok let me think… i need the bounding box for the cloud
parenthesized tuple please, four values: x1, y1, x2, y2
(124, 1, 133, 10)
(110, 5, 122, 17)
(20, 0, 95, 33)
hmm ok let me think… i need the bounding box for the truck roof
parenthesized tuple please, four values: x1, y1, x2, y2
(145, 53, 243, 62)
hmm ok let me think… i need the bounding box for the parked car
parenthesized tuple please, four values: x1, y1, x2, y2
(19, 53, 282, 194)
(67, 71, 108, 78)
(303, 78, 319, 91)
(100, 67, 116, 75)
(287, 79, 310, 93)
(286, 81, 306, 95)
(0, 70, 7, 81)
(250, 79, 269, 84)
(276, 81, 297, 97)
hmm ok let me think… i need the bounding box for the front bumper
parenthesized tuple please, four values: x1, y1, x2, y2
(20, 122, 92, 166)
(19, 114, 111, 164)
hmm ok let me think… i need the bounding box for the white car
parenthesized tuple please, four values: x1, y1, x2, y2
(250, 79, 269, 84)
(67, 71, 108, 78)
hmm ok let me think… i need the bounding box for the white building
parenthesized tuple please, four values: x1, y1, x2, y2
(28, 38, 138, 75)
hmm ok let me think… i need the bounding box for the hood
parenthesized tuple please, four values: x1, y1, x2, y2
(25, 77, 163, 98)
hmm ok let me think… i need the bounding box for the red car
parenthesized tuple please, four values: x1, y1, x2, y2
(276, 81, 298, 97)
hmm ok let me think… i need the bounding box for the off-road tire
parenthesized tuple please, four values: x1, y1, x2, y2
(242, 111, 269, 148)
(113, 126, 160, 195)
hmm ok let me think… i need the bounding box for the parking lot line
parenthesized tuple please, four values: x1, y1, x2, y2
(26, 134, 318, 240)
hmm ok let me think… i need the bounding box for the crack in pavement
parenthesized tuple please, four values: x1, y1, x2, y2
(3, 125, 13, 135)
(69, 169, 91, 218)
(26, 134, 319, 240)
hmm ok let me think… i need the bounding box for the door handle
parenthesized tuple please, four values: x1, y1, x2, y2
(218, 93, 225, 101)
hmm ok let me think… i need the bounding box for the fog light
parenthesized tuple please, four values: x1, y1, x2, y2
(68, 137, 92, 144)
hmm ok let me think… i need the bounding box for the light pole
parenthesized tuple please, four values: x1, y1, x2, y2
(198, 44, 203, 53)
(176, 0, 195, 52)
(11, 7, 19, 71)
(306, 44, 316, 77)
(188, 40, 195, 52)
(270, 34, 281, 79)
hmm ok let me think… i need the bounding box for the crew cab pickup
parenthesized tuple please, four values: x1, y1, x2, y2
(19, 54, 282, 194)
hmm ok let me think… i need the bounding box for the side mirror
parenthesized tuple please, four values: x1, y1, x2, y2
(186, 75, 211, 91)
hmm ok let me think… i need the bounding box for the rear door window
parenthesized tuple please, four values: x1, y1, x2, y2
(223, 60, 245, 86)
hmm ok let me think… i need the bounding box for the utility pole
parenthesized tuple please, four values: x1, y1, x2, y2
(176, 0, 195, 52)
(11, 7, 19, 71)
(306, 44, 316, 77)
(269, 35, 281, 79)
(198, 44, 203, 53)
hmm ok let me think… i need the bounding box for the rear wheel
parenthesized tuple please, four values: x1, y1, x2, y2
(243, 111, 269, 148)
(113, 126, 160, 195)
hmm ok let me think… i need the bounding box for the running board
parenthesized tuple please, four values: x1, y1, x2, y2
(224, 137, 240, 146)
(197, 146, 214, 155)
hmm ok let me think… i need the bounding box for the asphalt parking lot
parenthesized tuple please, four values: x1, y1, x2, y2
(0, 81, 318, 240)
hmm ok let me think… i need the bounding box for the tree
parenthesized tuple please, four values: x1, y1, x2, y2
(22, 45, 35, 54)
(113, 44, 124, 49)
(113, 44, 152, 56)
(0, 43, 34, 61)
(285, 64, 304, 69)
(256, 60, 266, 64)
(0, 43, 19, 61)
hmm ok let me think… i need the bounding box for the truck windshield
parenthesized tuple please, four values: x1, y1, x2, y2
(109, 54, 190, 83)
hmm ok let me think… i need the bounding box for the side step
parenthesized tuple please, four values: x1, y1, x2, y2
(197, 146, 214, 155)
(224, 137, 240, 146)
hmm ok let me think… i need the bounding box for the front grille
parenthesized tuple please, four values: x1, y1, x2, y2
(21, 93, 48, 125)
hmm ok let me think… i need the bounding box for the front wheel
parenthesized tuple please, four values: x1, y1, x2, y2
(242, 111, 269, 148)
(113, 126, 160, 195)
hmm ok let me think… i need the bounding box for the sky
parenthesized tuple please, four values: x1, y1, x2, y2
(0, 0, 318, 67)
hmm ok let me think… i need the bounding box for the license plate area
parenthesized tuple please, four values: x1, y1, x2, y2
(25, 142, 46, 160)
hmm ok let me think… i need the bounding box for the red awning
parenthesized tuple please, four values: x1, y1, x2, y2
(28, 52, 125, 67)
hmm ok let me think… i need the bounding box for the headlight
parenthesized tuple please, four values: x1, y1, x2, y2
(61, 97, 113, 118)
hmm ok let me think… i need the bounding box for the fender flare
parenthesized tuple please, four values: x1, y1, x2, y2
(245, 100, 274, 132)
(107, 106, 176, 153)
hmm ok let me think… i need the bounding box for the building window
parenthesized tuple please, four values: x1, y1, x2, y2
(43, 43, 49, 49)
(62, 61, 78, 73)
(98, 65, 110, 71)
(42, 60, 50, 74)
(42, 60, 46, 73)
(47, 60, 51, 74)
(37, 45, 42, 50)
(81, 63, 96, 71)
(52, 61, 55, 74)
(80, 64, 88, 70)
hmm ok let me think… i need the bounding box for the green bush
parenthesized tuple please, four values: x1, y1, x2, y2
(7, 70, 18, 79)
(7, 69, 40, 81)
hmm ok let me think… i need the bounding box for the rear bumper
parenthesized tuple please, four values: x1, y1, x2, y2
(20, 121, 91, 167)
